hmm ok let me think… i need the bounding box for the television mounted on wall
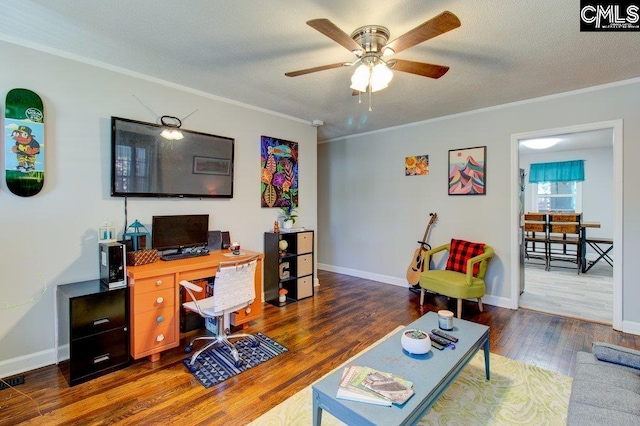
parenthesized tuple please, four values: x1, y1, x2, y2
(110, 116, 234, 198)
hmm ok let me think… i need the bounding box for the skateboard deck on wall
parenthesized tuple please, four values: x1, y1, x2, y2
(4, 88, 45, 197)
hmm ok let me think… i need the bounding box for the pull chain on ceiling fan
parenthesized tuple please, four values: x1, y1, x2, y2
(285, 11, 461, 109)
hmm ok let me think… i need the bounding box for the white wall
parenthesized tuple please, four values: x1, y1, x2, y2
(0, 41, 317, 376)
(318, 80, 640, 333)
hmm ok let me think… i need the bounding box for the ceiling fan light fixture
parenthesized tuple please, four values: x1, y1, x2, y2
(370, 63, 393, 92)
(350, 64, 370, 92)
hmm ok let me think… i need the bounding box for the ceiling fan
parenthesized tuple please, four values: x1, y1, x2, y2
(285, 11, 461, 94)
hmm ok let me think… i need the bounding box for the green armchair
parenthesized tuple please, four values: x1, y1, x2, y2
(419, 241, 494, 318)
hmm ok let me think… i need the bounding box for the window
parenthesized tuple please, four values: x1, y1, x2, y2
(533, 181, 582, 213)
(528, 160, 584, 213)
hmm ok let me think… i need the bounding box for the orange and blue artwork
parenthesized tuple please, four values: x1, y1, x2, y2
(261, 135, 299, 208)
(448, 146, 486, 195)
(405, 155, 429, 176)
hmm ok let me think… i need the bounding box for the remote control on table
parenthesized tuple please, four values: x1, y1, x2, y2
(429, 333, 450, 347)
(431, 340, 445, 350)
(431, 328, 459, 343)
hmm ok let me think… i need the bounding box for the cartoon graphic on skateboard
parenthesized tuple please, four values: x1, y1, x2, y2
(4, 88, 45, 197)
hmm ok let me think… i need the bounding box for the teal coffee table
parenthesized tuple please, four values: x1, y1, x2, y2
(312, 311, 490, 425)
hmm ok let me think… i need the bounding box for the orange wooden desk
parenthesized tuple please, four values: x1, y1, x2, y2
(126, 250, 263, 362)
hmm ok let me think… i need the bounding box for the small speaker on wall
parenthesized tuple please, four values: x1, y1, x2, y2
(207, 230, 222, 251)
(221, 231, 231, 249)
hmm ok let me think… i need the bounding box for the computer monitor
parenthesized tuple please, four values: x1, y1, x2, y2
(151, 214, 209, 253)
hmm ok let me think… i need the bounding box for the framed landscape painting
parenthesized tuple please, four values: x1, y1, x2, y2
(448, 146, 486, 195)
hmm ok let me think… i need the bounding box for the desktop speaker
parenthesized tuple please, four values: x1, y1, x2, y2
(221, 231, 231, 249)
(207, 230, 222, 251)
(100, 242, 126, 289)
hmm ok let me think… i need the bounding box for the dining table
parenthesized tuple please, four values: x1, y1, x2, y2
(580, 221, 611, 273)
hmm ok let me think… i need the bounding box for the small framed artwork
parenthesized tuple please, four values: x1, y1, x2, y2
(448, 146, 486, 195)
(405, 155, 429, 176)
(193, 156, 231, 175)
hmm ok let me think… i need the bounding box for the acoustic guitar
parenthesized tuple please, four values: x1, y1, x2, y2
(406, 213, 438, 287)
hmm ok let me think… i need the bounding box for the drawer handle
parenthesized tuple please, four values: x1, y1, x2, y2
(156, 297, 164, 304)
(94, 354, 110, 364)
(156, 280, 163, 286)
(93, 317, 110, 326)
(156, 334, 165, 342)
(245, 306, 251, 314)
(157, 316, 164, 323)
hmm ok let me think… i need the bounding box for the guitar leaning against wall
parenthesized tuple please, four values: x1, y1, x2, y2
(406, 213, 438, 287)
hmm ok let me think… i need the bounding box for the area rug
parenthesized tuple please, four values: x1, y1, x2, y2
(183, 332, 287, 388)
(249, 330, 572, 425)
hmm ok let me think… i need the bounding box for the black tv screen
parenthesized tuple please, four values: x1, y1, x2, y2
(111, 117, 234, 198)
(151, 214, 209, 252)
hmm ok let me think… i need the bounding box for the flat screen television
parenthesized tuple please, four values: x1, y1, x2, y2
(151, 214, 209, 252)
(111, 116, 234, 198)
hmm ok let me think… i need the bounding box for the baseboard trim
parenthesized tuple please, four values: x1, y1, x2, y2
(317, 263, 514, 310)
(317, 263, 407, 288)
(0, 348, 57, 378)
(621, 319, 640, 335)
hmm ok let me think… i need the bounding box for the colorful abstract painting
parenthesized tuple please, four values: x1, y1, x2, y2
(405, 155, 429, 176)
(261, 136, 299, 208)
(448, 146, 486, 195)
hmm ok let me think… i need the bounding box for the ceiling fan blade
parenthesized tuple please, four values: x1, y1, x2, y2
(383, 11, 460, 55)
(390, 59, 450, 79)
(285, 63, 345, 77)
(307, 19, 363, 54)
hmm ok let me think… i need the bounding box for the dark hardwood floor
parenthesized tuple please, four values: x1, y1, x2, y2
(2, 270, 638, 425)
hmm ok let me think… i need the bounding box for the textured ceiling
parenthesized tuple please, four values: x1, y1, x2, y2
(2, 1, 639, 142)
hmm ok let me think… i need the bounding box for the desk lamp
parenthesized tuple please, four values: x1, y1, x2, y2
(123, 219, 150, 251)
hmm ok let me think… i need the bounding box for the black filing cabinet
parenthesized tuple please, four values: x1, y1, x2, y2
(57, 280, 130, 386)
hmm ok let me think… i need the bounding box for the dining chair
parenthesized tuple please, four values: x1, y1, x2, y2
(524, 213, 548, 269)
(547, 213, 582, 273)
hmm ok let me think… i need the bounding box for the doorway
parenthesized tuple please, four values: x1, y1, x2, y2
(510, 120, 623, 330)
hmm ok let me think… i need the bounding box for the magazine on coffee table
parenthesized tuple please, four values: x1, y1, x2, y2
(337, 365, 414, 406)
(337, 366, 392, 406)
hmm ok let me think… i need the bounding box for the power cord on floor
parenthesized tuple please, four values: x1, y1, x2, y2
(0, 377, 43, 418)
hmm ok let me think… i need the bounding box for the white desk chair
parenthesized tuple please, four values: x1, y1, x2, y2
(180, 255, 259, 368)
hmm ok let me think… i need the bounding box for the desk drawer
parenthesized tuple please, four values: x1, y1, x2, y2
(135, 288, 174, 314)
(134, 306, 175, 333)
(230, 301, 259, 326)
(132, 274, 175, 295)
(133, 321, 176, 355)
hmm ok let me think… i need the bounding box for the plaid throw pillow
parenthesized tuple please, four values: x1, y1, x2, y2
(445, 239, 486, 276)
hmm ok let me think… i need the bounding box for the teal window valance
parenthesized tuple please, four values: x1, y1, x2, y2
(529, 160, 584, 183)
